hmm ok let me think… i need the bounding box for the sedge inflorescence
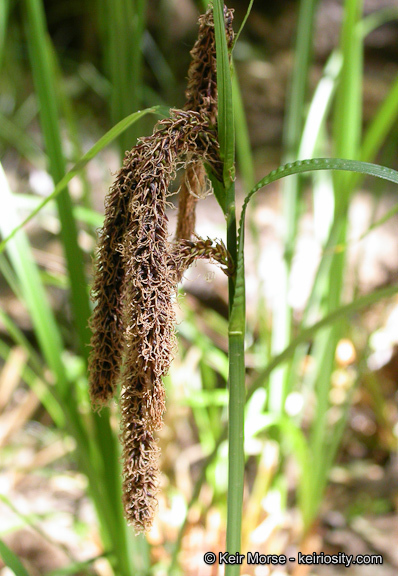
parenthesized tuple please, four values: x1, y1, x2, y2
(88, 5, 234, 532)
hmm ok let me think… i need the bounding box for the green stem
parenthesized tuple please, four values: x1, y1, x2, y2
(212, 2, 246, 569)
(226, 187, 245, 576)
(226, 333, 245, 564)
(169, 278, 398, 572)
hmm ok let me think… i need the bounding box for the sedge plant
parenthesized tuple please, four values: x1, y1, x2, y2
(1, 1, 398, 576)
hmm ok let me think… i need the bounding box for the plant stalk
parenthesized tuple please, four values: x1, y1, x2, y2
(225, 180, 245, 570)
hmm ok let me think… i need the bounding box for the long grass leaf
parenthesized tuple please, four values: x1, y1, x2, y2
(269, 0, 319, 415)
(238, 158, 398, 238)
(233, 67, 255, 191)
(213, 0, 235, 190)
(0, 0, 10, 70)
(0, 107, 157, 253)
(0, 539, 31, 576)
(99, 0, 146, 155)
(333, 0, 363, 206)
(0, 163, 68, 391)
(361, 74, 398, 163)
(304, 0, 363, 528)
(23, 0, 93, 355)
(232, 0, 254, 49)
(246, 283, 398, 402)
(213, 3, 245, 572)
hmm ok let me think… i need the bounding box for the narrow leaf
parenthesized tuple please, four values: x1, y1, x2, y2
(234, 156, 398, 346)
(232, 0, 254, 49)
(213, 0, 235, 191)
(247, 283, 398, 402)
(0, 539, 31, 576)
(0, 107, 157, 253)
(239, 157, 398, 241)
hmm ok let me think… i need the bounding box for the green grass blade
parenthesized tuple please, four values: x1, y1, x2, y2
(232, 0, 254, 49)
(0, 494, 74, 562)
(23, 0, 92, 354)
(171, 279, 398, 570)
(48, 44, 92, 208)
(8, 192, 105, 228)
(44, 554, 111, 576)
(284, 0, 320, 157)
(99, 0, 146, 155)
(235, 156, 398, 328)
(238, 158, 398, 232)
(308, 382, 357, 526)
(246, 283, 398, 402)
(359, 6, 398, 39)
(0, 107, 157, 253)
(273, 417, 312, 523)
(357, 199, 398, 242)
(213, 3, 245, 572)
(306, 326, 337, 524)
(0, 162, 95, 460)
(169, 279, 398, 565)
(0, 340, 64, 426)
(169, 431, 228, 575)
(0, 310, 65, 426)
(213, 0, 235, 191)
(233, 65, 255, 192)
(0, 0, 10, 70)
(333, 0, 363, 209)
(0, 253, 23, 300)
(235, 154, 398, 441)
(0, 309, 47, 377)
(0, 539, 31, 576)
(225, 334, 245, 567)
(303, 0, 363, 529)
(361, 74, 398, 163)
(0, 163, 68, 392)
(23, 1, 152, 558)
(269, 0, 319, 415)
(297, 0, 398, 325)
(298, 51, 342, 158)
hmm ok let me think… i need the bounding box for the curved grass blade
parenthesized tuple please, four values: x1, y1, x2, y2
(232, 0, 254, 50)
(0, 539, 31, 576)
(0, 107, 157, 254)
(238, 158, 398, 238)
(235, 157, 398, 315)
(359, 7, 398, 39)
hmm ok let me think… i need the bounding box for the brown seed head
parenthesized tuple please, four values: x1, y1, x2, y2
(88, 5, 234, 533)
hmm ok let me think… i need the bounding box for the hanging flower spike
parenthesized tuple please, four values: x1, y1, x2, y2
(119, 111, 222, 531)
(88, 5, 235, 533)
(88, 161, 136, 408)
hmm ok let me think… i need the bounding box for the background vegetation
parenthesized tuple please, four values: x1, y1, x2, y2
(1, 0, 398, 575)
